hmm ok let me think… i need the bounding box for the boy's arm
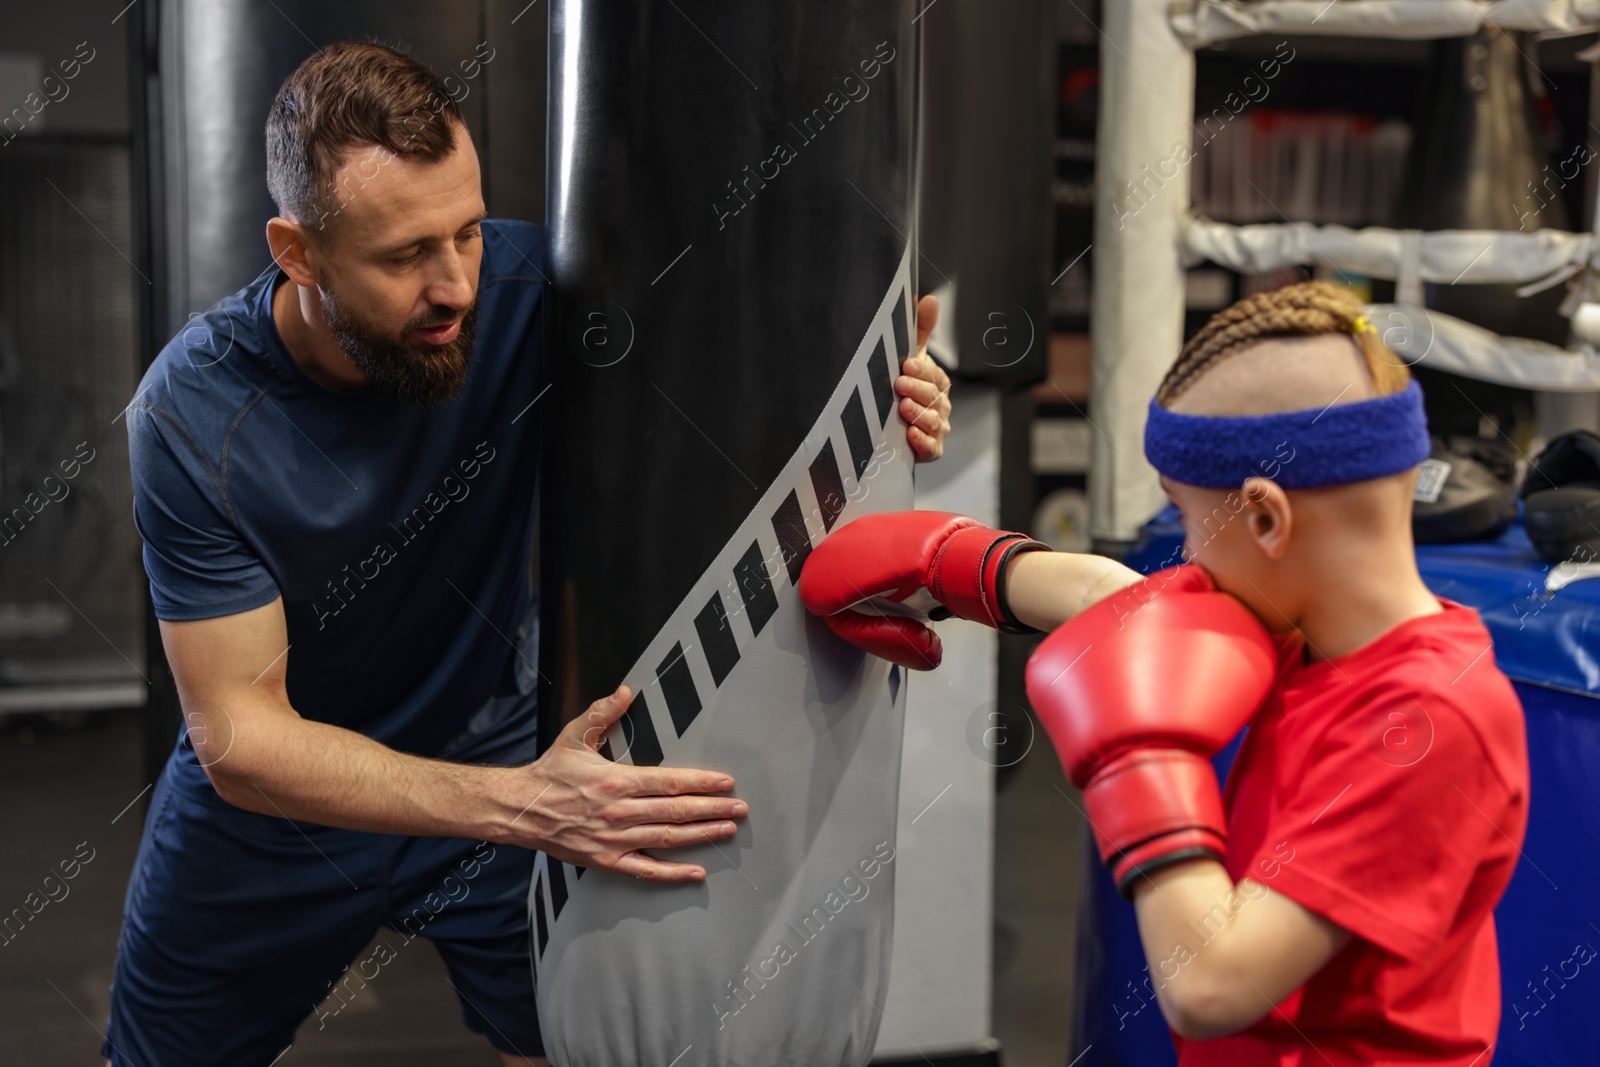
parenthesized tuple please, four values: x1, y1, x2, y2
(797, 510, 1142, 669)
(1004, 549, 1144, 632)
(1023, 563, 1347, 1039)
(1131, 861, 1352, 1040)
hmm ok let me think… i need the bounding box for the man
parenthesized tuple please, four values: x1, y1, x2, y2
(105, 41, 952, 1067)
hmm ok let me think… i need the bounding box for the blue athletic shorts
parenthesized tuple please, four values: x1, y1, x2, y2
(102, 692, 544, 1066)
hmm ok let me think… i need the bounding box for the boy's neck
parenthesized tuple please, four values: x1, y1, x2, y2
(1293, 539, 1442, 663)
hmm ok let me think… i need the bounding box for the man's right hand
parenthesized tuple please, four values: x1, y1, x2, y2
(504, 685, 746, 883)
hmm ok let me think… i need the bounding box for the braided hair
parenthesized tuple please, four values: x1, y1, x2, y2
(1155, 281, 1410, 407)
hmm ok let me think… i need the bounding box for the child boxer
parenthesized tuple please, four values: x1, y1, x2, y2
(799, 281, 1529, 1065)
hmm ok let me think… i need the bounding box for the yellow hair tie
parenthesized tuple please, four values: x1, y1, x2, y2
(1349, 314, 1376, 335)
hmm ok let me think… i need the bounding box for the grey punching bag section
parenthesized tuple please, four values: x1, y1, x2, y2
(532, 3, 921, 1065)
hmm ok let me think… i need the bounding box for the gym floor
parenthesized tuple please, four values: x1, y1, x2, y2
(0, 711, 1081, 1066)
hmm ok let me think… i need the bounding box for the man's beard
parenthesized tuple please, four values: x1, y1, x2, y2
(318, 283, 479, 406)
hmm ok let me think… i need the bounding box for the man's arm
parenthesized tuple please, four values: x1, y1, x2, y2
(163, 597, 745, 882)
(1132, 861, 1351, 1040)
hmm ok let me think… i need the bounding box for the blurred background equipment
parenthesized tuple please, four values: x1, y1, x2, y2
(1401, 27, 1565, 450)
(1192, 111, 1412, 226)
(1522, 429, 1600, 562)
(901, 1, 1059, 1060)
(1410, 434, 1520, 544)
(0, 139, 142, 710)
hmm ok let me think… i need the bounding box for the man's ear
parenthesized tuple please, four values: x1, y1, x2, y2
(266, 216, 320, 288)
(1241, 477, 1292, 560)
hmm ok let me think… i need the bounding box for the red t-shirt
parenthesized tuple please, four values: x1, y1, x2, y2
(1177, 600, 1529, 1066)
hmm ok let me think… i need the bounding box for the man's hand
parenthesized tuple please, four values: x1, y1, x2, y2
(508, 685, 747, 883)
(898, 294, 952, 461)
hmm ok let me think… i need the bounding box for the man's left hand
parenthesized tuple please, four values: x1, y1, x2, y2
(897, 295, 952, 462)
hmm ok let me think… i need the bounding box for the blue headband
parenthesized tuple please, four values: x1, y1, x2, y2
(1144, 379, 1430, 489)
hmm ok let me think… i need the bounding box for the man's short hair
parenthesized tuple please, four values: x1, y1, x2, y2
(265, 40, 463, 233)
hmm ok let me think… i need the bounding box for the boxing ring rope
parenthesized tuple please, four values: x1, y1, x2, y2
(1182, 219, 1600, 287)
(1182, 219, 1600, 389)
(1173, 0, 1600, 48)
(1091, 0, 1600, 542)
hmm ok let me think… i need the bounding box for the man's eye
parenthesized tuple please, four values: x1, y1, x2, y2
(394, 250, 422, 265)
(459, 229, 481, 242)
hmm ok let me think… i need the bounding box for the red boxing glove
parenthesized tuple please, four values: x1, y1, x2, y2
(1025, 564, 1277, 899)
(798, 510, 1047, 670)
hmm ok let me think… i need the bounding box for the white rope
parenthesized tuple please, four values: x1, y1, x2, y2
(1370, 302, 1600, 390)
(1182, 216, 1600, 286)
(1170, 0, 1600, 48)
(1177, 219, 1600, 389)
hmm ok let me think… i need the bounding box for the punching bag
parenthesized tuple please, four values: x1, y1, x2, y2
(534, 3, 920, 1065)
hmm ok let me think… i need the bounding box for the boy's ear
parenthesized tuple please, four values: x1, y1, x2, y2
(1241, 477, 1292, 560)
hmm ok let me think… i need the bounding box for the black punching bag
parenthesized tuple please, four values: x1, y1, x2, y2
(534, 3, 920, 1065)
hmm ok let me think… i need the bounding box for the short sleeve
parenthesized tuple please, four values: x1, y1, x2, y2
(1244, 688, 1512, 962)
(128, 405, 281, 620)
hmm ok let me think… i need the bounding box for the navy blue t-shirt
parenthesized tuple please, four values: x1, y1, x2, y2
(128, 219, 547, 759)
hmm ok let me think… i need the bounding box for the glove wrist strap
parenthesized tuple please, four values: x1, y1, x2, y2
(931, 526, 1048, 632)
(989, 535, 1048, 634)
(1081, 749, 1229, 901)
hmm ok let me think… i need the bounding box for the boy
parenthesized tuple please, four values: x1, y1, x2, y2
(799, 281, 1529, 1064)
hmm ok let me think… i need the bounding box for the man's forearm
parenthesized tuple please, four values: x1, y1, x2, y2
(1005, 551, 1143, 632)
(203, 702, 524, 844)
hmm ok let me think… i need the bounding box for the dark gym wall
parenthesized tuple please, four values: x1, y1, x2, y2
(918, 0, 1053, 389)
(2, 7, 143, 693)
(1, 6, 131, 136)
(484, 0, 548, 229)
